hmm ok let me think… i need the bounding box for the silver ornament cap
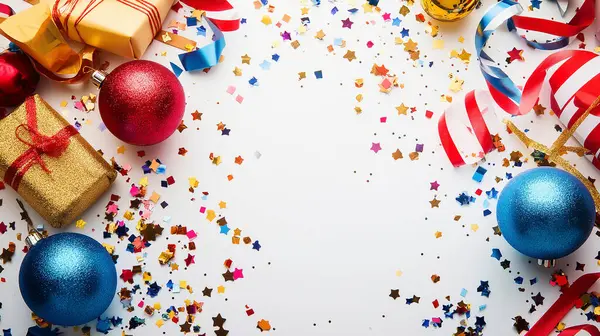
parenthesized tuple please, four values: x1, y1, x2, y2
(17, 199, 43, 247)
(91, 70, 108, 88)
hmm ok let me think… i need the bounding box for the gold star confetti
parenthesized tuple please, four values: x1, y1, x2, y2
(241, 54, 251, 64)
(458, 49, 471, 62)
(233, 67, 242, 76)
(343, 50, 356, 62)
(219, 201, 227, 209)
(449, 75, 464, 93)
(396, 104, 409, 115)
(189, 177, 199, 188)
(435, 231, 442, 238)
(429, 198, 440, 208)
(392, 149, 403, 160)
(300, 7, 309, 14)
(404, 39, 418, 52)
(76, 219, 86, 228)
(533, 104, 546, 115)
(298, 72, 306, 80)
(191, 110, 202, 120)
(315, 29, 326, 40)
(117, 145, 126, 154)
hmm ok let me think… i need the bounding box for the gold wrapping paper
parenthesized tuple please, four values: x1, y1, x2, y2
(0, 4, 82, 74)
(49, 0, 171, 59)
(0, 0, 171, 77)
(0, 95, 116, 228)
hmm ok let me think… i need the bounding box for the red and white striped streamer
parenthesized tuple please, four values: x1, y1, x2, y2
(439, 50, 600, 170)
(179, 0, 240, 31)
(0, 3, 13, 20)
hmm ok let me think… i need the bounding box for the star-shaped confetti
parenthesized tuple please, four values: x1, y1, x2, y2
(371, 142, 382, 153)
(507, 47, 524, 63)
(341, 18, 353, 28)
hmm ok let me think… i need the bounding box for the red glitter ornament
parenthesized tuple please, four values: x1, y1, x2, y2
(96, 61, 185, 146)
(0, 51, 40, 107)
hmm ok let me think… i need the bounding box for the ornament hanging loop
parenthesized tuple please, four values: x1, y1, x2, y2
(17, 199, 43, 248)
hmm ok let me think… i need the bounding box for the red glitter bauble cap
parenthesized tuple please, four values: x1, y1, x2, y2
(96, 60, 186, 146)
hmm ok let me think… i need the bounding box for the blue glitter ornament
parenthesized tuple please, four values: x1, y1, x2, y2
(19, 232, 117, 326)
(497, 167, 596, 262)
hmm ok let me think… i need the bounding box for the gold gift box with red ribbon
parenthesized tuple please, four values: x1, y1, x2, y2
(0, 95, 116, 228)
(0, 0, 171, 78)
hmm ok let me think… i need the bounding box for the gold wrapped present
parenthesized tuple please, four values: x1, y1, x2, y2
(0, 95, 116, 228)
(0, 0, 171, 78)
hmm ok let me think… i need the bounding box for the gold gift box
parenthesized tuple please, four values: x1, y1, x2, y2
(0, 0, 171, 75)
(50, 0, 172, 59)
(0, 95, 116, 228)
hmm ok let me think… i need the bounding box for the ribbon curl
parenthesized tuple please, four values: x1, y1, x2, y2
(439, 0, 600, 168)
(528, 273, 600, 335)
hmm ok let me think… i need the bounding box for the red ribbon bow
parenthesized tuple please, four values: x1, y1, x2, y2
(3, 96, 78, 190)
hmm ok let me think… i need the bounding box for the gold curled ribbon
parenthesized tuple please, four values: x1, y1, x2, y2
(29, 45, 97, 84)
(0, 3, 95, 83)
(504, 95, 600, 210)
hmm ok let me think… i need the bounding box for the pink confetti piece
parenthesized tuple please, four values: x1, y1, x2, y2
(74, 101, 85, 111)
(226, 86, 236, 95)
(380, 117, 387, 123)
(236, 95, 244, 104)
(199, 206, 206, 213)
(130, 185, 140, 197)
(187, 230, 197, 240)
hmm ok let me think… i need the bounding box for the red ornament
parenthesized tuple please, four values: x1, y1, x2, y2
(0, 52, 40, 107)
(97, 61, 185, 146)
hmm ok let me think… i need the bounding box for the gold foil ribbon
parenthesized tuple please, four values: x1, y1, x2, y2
(0, 3, 94, 82)
(505, 95, 600, 210)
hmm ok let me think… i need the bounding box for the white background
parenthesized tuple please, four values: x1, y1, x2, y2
(1, 0, 600, 335)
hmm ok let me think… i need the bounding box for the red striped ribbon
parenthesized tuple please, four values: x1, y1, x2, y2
(178, 0, 240, 31)
(3, 96, 78, 190)
(439, 50, 600, 169)
(528, 273, 600, 336)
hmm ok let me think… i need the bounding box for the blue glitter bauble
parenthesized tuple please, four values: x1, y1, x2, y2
(19, 232, 117, 326)
(497, 167, 596, 260)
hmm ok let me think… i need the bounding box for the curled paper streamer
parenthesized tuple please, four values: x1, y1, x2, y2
(178, 17, 225, 71)
(0, 3, 13, 23)
(178, 0, 240, 32)
(439, 0, 599, 168)
(527, 273, 600, 336)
